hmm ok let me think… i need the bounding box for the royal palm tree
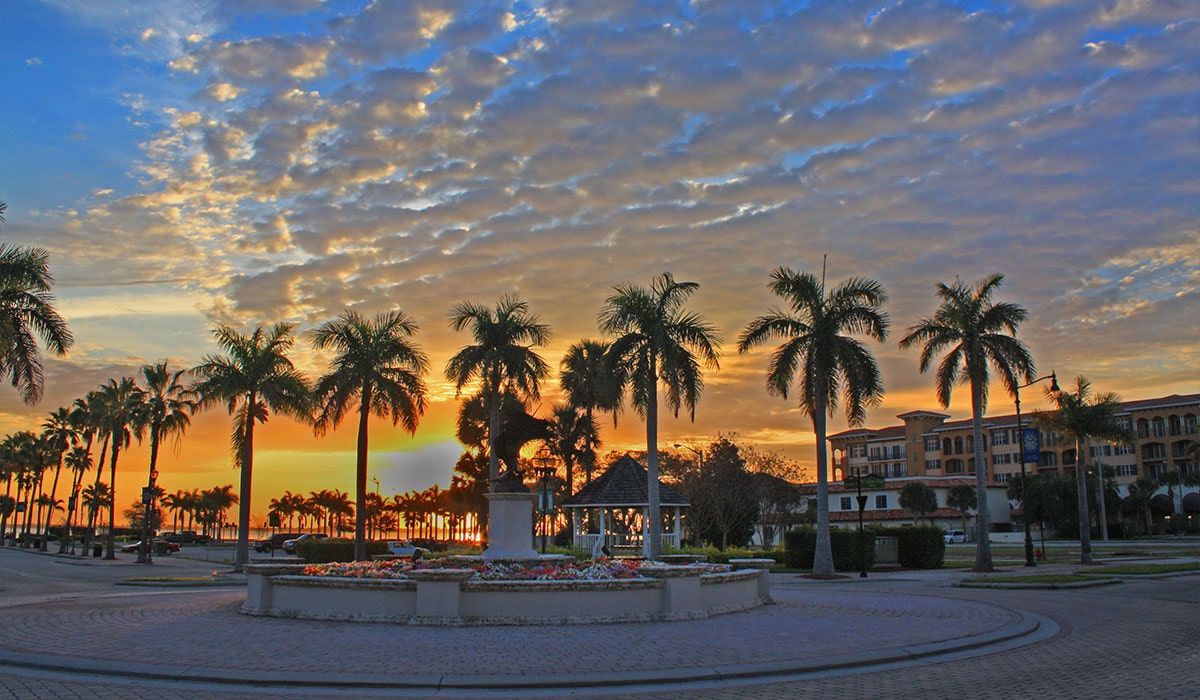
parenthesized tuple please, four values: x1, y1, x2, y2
(311, 310, 429, 562)
(600, 272, 721, 560)
(737, 267, 888, 576)
(191, 323, 311, 569)
(446, 296, 551, 488)
(1035, 376, 1132, 563)
(899, 273, 1033, 572)
(59, 444, 91, 550)
(0, 241, 73, 405)
(59, 392, 98, 553)
(94, 377, 143, 558)
(39, 407, 76, 550)
(544, 403, 600, 497)
(133, 361, 194, 563)
(560, 339, 623, 483)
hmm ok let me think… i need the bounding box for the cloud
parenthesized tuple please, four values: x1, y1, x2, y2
(25, 57, 43, 66)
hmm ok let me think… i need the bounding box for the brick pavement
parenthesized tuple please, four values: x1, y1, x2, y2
(1, 547, 1197, 699)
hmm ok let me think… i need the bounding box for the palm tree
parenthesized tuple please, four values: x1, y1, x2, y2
(1035, 376, 1132, 563)
(947, 483, 977, 539)
(93, 377, 143, 558)
(0, 242, 73, 405)
(198, 485, 238, 539)
(134, 361, 194, 563)
(544, 403, 600, 497)
(737, 267, 887, 576)
(899, 273, 1033, 572)
(446, 296, 551, 488)
(59, 444, 91, 550)
(191, 323, 311, 569)
(59, 392, 98, 553)
(310, 310, 429, 561)
(600, 272, 721, 560)
(560, 339, 623, 484)
(39, 407, 77, 550)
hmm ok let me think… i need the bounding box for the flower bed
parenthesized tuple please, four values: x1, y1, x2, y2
(300, 558, 731, 581)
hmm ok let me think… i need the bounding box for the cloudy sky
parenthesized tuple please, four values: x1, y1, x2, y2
(2, 0, 1197, 521)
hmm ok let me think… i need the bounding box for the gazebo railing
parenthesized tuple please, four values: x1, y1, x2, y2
(573, 532, 679, 553)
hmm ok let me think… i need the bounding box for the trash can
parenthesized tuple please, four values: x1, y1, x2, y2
(93, 543, 103, 557)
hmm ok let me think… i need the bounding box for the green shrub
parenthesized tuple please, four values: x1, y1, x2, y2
(296, 538, 391, 563)
(663, 545, 787, 564)
(870, 526, 945, 568)
(783, 528, 875, 572)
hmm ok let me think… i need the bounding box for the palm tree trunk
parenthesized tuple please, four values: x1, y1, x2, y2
(354, 386, 371, 562)
(39, 457, 64, 551)
(971, 380, 994, 571)
(235, 406, 255, 571)
(643, 364, 661, 561)
(812, 391, 835, 577)
(138, 429, 161, 564)
(1076, 436, 1092, 564)
(104, 440, 119, 559)
(82, 437, 109, 556)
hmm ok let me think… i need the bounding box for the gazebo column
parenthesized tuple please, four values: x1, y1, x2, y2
(673, 507, 682, 549)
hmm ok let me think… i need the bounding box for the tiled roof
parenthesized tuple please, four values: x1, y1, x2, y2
(561, 455, 690, 508)
(828, 507, 964, 522)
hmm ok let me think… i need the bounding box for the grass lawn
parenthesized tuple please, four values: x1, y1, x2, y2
(1083, 562, 1200, 575)
(965, 573, 1106, 585)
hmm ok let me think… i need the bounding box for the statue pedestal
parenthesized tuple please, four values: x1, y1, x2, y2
(483, 492, 539, 560)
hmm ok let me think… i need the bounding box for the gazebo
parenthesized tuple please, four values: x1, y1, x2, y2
(561, 455, 689, 555)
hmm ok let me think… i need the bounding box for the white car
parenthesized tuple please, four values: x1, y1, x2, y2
(943, 530, 966, 544)
(386, 540, 430, 559)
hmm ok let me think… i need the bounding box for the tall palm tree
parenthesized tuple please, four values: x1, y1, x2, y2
(899, 273, 1034, 572)
(1034, 376, 1132, 563)
(545, 403, 599, 497)
(737, 267, 888, 576)
(39, 407, 77, 550)
(134, 361, 195, 563)
(93, 377, 143, 558)
(59, 444, 91, 550)
(446, 296, 551, 488)
(600, 272, 721, 560)
(311, 310, 430, 561)
(58, 392, 98, 553)
(0, 242, 73, 405)
(191, 323, 311, 569)
(560, 339, 624, 484)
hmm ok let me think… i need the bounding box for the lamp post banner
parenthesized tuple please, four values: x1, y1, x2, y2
(1021, 428, 1041, 464)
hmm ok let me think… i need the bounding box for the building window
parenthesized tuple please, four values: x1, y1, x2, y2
(875, 495, 887, 509)
(943, 437, 953, 454)
(1062, 449, 1076, 466)
(954, 437, 964, 454)
(925, 436, 940, 451)
(946, 459, 964, 474)
(1090, 445, 1113, 458)
(868, 446, 882, 461)
(890, 445, 905, 459)
(1115, 464, 1138, 477)
(1168, 415, 1182, 436)
(1116, 415, 1131, 431)
(849, 444, 867, 459)
(994, 472, 1012, 483)
(1116, 443, 1135, 456)
(925, 459, 941, 471)
(1152, 418, 1166, 438)
(888, 462, 908, 478)
(1185, 414, 1197, 435)
(1042, 431, 1058, 447)
(992, 453, 1012, 465)
(992, 431, 1009, 446)
(1142, 443, 1166, 460)
(1040, 452, 1058, 467)
(840, 496, 852, 511)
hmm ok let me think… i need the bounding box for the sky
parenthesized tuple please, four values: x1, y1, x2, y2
(1, 0, 1197, 525)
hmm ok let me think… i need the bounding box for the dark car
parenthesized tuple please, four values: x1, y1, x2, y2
(120, 538, 182, 554)
(282, 533, 326, 554)
(255, 533, 301, 553)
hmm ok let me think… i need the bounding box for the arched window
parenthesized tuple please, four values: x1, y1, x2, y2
(954, 437, 964, 454)
(943, 437, 953, 454)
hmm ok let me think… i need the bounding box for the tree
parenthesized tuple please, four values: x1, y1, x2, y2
(544, 403, 599, 497)
(1123, 477, 1158, 535)
(600, 272, 721, 560)
(39, 407, 76, 551)
(191, 323, 311, 569)
(560, 339, 623, 483)
(446, 296, 550, 489)
(93, 377, 143, 558)
(134, 361, 194, 563)
(899, 273, 1033, 572)
(1035, 376, 1132, 562)
(900, 481, 938, 522)
(946, 483, 977, 539)
(678, 438, 758, 550)
(0, 241, 73, 405)
(311, 310, 429, 562)
(737, 267, 887, 576)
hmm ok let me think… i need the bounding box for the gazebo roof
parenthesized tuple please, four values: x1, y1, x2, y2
(561, 455, 689, 508)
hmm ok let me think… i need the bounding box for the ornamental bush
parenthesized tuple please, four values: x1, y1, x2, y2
(296, 538, 391, 563)
(870, 526, 945, 568)
(783, 528, 875, 572)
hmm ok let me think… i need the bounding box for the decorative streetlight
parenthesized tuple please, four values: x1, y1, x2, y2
(532, 447, 558, 554)
(849, 467, 870, 578)
(141, 468, 159, 564)
(1013, 371, 1058, 567)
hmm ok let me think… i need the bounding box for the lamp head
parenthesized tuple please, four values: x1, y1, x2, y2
(1048, 371, 1059, 393)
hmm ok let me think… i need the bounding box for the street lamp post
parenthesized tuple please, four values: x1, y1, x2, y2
(140, 468, 159, 564)
(851, 467, 868, 578)
(532, 447, 558, 554)
(1014, 371, 1058, 567)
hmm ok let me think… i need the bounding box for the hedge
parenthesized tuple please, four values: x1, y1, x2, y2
(296, 538, 391, 563)
(783, 528, 875, 572)
(870, 526, 945, 569)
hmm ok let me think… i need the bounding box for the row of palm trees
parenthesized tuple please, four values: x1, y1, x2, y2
(0, 221, 1101, 575)
(266, 484, 481, 543)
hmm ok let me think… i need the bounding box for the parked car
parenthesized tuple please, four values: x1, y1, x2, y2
(163, 531, 211, 545)
(120, 539, 182, 554)
(255, 533, 300, 553)
(943, 529, 966, 544)
(385, 539, 430, 559)
(282, 533, 326, 554)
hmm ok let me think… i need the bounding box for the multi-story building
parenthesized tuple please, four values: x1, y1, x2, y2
(828, 393, 1200, 494)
